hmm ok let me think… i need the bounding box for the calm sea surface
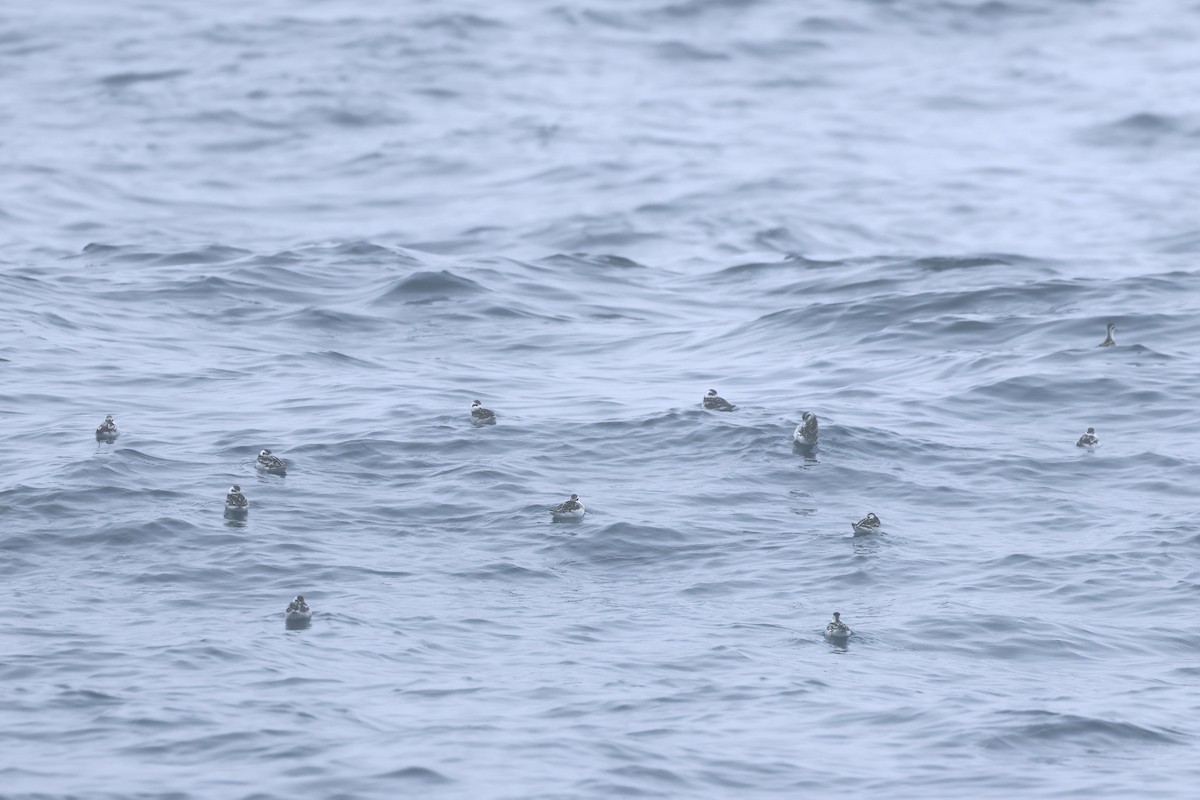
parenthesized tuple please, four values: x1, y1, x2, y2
(2, 1, 1199, 798)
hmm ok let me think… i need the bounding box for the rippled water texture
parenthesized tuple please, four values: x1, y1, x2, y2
(2, 1, 1199, 798)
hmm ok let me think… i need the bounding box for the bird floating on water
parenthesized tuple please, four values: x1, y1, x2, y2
(95, 415, 119, 443)
(224, 485, 249, 517)
(793, 411, 819, 446)
(1099, 322, 1117, 347)
(285, 595, 312, 626)
(852, 512, 882, 535)
(825, 611, 852, 641)
(471, 399, 496, 424)
(703, 389, 735, 411)
(1076, 427, 1099, 447)
(256, 449, 287, 474)
(549, 493, 585, 521)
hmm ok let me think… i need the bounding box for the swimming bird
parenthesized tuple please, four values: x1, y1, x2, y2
(256, 449, 287, 473)
(825, 611, 852, 640)
(1076, 427, 1099, 447)
(703, 389, 735, 411)
(550, 493, 585, 520)
(793, 411, 819, 446)
(471, 399, 496, 424)
(95, 415, 119, 442)
(1099, 323, 1117, 347)
(852, 512, 882, 534)
(285, 595, 312, 626)
(224, 485, 249, 516)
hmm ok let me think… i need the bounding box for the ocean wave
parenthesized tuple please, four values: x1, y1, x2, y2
(982, 710, 1183, 750)
(4, 1, 1200, 796)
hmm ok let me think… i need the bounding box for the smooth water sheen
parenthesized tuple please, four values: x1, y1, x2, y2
(3, 1, 1200, 798)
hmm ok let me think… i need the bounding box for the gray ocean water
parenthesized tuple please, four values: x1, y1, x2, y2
(3, 0, 1200, 797)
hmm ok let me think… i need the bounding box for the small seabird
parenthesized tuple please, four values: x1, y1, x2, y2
(852, 512, 882, 534)
(95, 415, 119, 442)
(224, 485, 249, 517)
(793, 411, 819, 446)
(471, 399, 496, 424)
(256, 449, 287, 473)
(285, 594, 312, 618)
(549, 493, 586, 520)
(703, 389, 735, 411)
(824, 611, 852, 641)
(1076, 426, 1099, 447)
(1099, 322, 1117, 347)
(285, 595, 312, 625)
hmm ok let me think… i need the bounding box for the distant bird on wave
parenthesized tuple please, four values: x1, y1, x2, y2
(285, 595, 312, 627)
(824, 611, 852, 641)
(851, 512, 882, 535)
(471, 399, 496, 424)
(95, 414, 119, 443)
(256, 449, 287, 474)
(1099, 322, 1117, 347)
(224, 485, 249, 518)
(549, 493, 585, 521)
(703, 389, 735, 411)
(793, 411, 819, 446)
